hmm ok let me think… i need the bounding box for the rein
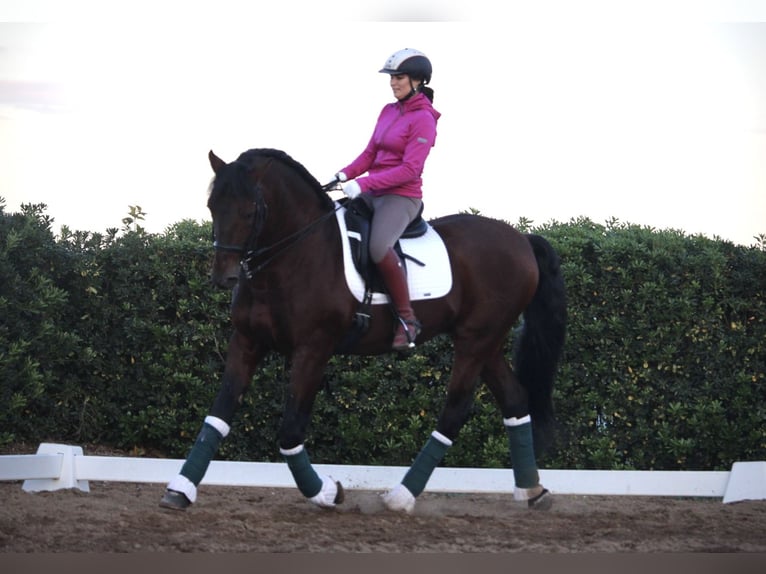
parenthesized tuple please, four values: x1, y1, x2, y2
(213, 180, 341, 279)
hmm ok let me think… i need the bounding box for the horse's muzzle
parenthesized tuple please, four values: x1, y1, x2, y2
(210, 273, 238, 290)
(210, 250, 242, 289)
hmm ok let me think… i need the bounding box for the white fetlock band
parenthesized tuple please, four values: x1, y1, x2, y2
(309, 475, 338, 508)
(204, 415, 231, 437)
(167, 474, 197, 504)
(382, 483, 416, 513)
(503, 415, 531, 427)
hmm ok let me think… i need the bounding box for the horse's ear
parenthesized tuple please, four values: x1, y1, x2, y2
(209, 150, 226, 174)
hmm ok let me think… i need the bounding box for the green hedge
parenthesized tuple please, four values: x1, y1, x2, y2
(1, 200, 764, 470)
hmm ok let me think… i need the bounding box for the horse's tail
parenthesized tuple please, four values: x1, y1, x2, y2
(513, 234, 567, 449)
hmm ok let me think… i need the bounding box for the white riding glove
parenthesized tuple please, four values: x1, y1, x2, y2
(335, 171, 348, 183)
(343, 180, 362, 199)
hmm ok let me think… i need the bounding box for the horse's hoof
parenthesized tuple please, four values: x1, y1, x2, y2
(159, 489, 192, 511)
(334, 481, 345, 505)
(527, 488, 552, 510)
(309, 477, 343, 508)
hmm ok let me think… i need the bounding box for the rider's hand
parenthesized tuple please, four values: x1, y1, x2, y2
(343, 180, 362, 199)
(335, 172, 348, 183)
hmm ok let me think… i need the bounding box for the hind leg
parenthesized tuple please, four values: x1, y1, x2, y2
(278, 345, 344, 508)
(482, 351, 551, 509)
(382, 346, 484, 512)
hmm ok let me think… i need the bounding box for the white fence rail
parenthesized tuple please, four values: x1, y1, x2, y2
(1, 443, 764, 504)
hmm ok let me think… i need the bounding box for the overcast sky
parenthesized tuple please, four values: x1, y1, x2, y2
(1, 1, 765, 246)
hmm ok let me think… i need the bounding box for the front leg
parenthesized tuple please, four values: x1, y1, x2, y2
(278, 346, 344, 508)
(160, 331, 264, 510)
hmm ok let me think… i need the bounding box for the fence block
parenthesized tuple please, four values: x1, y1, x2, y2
(723, 461, 766, 504)
(21, 443, 89, 493)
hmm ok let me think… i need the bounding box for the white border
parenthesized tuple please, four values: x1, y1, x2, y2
(3, 443, 761, 503)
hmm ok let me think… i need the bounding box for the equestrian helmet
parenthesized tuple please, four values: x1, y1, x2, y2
(379, 48, 432, 84)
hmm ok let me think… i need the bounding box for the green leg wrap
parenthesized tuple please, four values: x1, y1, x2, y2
(180, 421, 224, 486)
(401, 432, 452, 497)
(505, 417, 540, 488)
(281, 445, 323, 498)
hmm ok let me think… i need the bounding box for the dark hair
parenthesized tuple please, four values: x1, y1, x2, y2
(420, 85, 434, 103)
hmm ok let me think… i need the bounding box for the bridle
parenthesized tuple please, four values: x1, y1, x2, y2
(212, 180, 341, 279)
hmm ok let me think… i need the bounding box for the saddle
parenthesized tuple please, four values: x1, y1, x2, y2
(342, 196, 428, 292)
(336, 196, 428, 353)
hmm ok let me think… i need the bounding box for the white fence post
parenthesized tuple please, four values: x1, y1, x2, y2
(21, 443, 90, 493)
(722, 461, 766, 504)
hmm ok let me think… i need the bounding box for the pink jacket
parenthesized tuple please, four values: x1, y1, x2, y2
(340, 92, 440, 199)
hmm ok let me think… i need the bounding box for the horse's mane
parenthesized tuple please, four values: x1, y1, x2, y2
(211, 148, 333, 210)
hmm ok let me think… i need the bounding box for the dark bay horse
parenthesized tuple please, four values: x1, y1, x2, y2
(160, 148, 566, 513)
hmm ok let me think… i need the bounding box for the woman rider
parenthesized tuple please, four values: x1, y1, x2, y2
(334, 48, 440, 351)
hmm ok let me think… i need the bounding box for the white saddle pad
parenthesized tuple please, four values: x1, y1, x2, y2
(334, 203, 452, 305)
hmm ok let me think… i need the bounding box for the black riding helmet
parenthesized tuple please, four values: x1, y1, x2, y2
(379, 48, 432, 84)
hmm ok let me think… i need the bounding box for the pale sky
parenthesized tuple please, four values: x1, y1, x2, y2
(1, 1, 765, 246)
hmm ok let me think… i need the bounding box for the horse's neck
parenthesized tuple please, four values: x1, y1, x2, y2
(262, 177, 329, 234)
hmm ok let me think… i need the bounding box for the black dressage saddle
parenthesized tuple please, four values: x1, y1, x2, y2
(342, 196, 427, 293)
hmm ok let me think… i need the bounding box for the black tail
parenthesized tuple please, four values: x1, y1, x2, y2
(513, 234, 567, 449)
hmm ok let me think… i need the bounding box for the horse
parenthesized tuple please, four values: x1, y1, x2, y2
(159, 148, 567, 513)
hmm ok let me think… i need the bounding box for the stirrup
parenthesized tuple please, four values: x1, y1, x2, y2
(393, 317, 422, 351)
